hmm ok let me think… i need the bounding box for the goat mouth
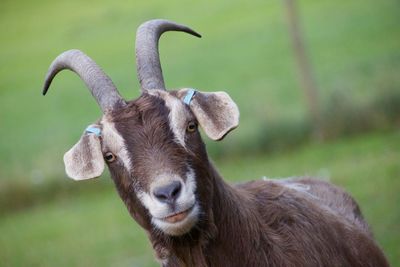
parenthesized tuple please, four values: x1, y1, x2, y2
(163, 206, 194, 223)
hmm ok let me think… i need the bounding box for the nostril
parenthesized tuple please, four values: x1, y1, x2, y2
(153, 181, 182, 204)
(171, 182, 182, 198)
(156, 194, 168, 201)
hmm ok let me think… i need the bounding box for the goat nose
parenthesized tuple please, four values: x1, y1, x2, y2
(153, 181, 182, 204)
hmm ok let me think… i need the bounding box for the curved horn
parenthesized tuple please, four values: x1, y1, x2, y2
(135, 19, 201, 91)
(42, 49, 125, 112)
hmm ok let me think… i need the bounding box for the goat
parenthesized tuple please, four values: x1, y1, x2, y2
(42, 19, 389, 267)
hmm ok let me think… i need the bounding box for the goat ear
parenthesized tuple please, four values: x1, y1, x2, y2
(63, 131, 104, 180)
(180, 89, 240, 141)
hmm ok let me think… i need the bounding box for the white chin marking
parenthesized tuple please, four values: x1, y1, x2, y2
(137, 168, 199, 236)
(153, 203, 199, 236)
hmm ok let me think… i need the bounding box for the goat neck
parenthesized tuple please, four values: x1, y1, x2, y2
(147, 161, 272, 266)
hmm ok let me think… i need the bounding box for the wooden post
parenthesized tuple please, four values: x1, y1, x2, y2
(284, 0, 323, 140)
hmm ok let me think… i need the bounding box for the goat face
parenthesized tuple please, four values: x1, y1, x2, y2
(43, 20, 238, 236)
(62, 89, 239, 236)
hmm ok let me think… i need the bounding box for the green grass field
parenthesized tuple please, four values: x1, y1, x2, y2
(1, 0, 399, 181)
(0, 0, 399, 266)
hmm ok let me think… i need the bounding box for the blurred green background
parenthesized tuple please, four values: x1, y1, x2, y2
(1, 0, 399, 266)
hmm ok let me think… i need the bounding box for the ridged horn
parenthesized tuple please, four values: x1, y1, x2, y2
(135, 19, 201, 91)
(42, 49, 125, 112)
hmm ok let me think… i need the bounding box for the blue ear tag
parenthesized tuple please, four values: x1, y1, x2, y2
(85, 126, 101, 137)
(183, 89, 196, 105)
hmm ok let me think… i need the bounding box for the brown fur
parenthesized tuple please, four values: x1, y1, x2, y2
(101, 93, 388, 267)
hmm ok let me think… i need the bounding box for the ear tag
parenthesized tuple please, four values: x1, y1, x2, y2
(85, 126, 101, 137)
(183, 89, 197, 105)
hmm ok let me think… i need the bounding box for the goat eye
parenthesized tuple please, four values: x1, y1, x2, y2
(104, 152, 116, 163)
(187, 121, 197, 133)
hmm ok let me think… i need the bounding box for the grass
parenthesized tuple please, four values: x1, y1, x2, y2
(0, 0, 399, 182)
(0, 191, 157, 267)
(1, 131, 399, 266)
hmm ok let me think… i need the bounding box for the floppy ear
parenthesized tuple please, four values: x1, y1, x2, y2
(63, 127, 104, 180)
(180, 89, 240, 140)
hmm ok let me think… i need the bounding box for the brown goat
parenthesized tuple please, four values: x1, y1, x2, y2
(43, 19, 389, 266)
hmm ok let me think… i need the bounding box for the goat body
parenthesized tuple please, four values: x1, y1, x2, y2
(117, 157, 389, 267)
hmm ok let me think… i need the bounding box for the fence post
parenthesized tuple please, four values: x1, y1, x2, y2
(284, 0, 323, 140)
